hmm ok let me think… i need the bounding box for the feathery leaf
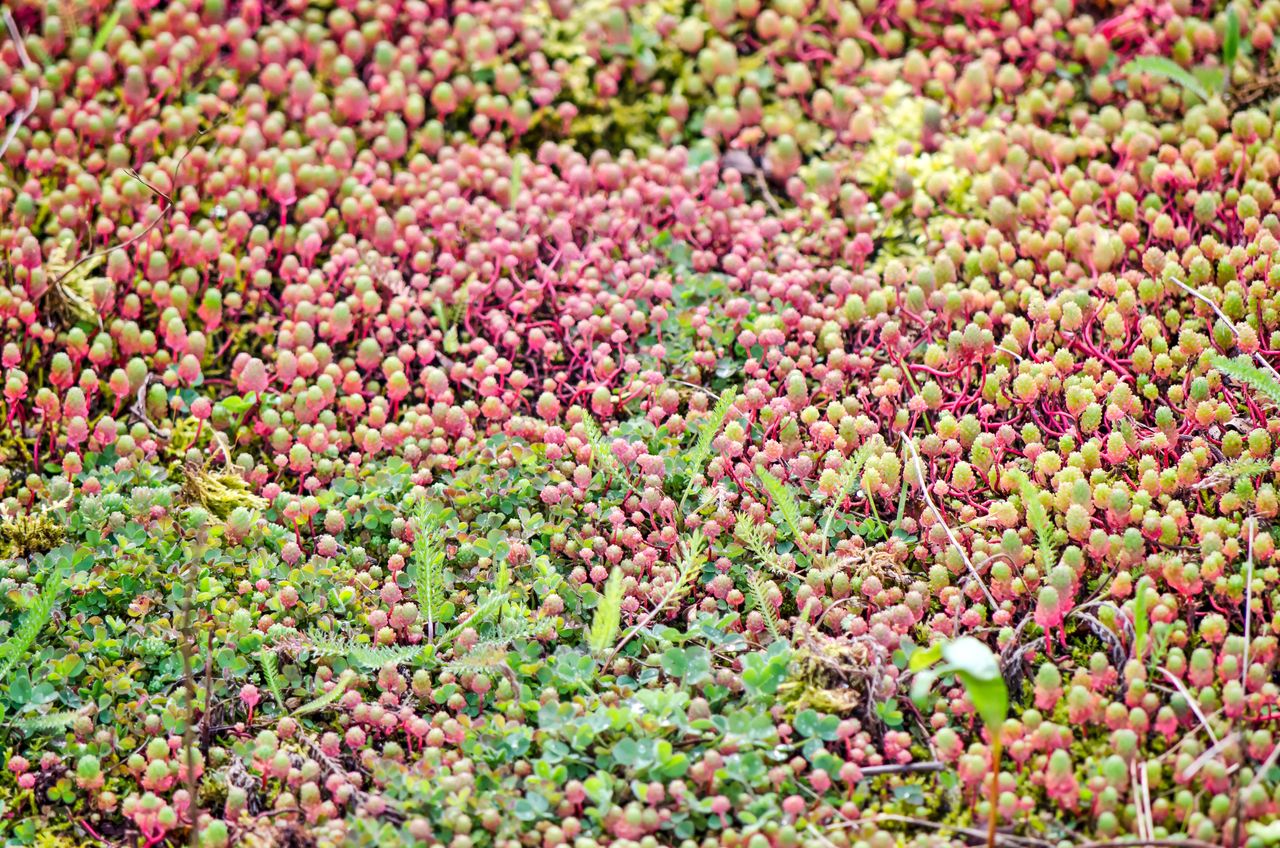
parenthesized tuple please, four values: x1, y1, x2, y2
(672, 529, 706, 604)
(293, 670, 357, 717)
(681, 388, 737, 509)
(442, 648, 510, 678)
(258, 649, 286, 709)
(10, 710, 78, 736)
(735, 512, 790, 576)
(1120, 56, 1210, 102)
(820, 442, 873, 543)
(604, 530, 707, 665)
(437, 591, 510, 649)
(305, 634, 425, 669)
(0, 571, 63, 685)
(1212, 354, 1280, 407)
(1197, 457, 1272, 489)
(509, 156, 524, 208)
(412, 500, 450, 639)
(588, 568, 624, 656)
(757, 467, 806, 549)
(581, 412, 640, 497)
(476, 615, 546, 650)
(1020, 479, 1057, 572)
(747, 568, 781, 642)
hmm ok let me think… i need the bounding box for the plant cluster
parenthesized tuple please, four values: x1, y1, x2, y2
(4, 0, 1280, 846)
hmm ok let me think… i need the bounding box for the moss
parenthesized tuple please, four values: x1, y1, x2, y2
(0, 512, 65, 558)
(180, 461, 268, 519)
(779, 632, 878, 717)
(41, 246, 101, 329)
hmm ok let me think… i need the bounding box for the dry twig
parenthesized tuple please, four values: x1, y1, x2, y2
(0, 10, 36, 161)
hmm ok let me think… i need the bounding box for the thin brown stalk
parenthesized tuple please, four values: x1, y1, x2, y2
(0, 10, 36, 160)
(603, 531, 704, 667)
(902, 435, 998, 609)
(852, 813, 1053, 848)
(1168, 274, 1280, 385)
(1074, 841, 1221, 848)
(1156, 666, 1219, 746)
(49, 113, 233, 290)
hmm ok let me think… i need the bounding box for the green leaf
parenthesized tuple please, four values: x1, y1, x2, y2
(10, 710, 78, 736)
(793, 710, 822, 738)
(1213, 354, 1280, 406)
(909, 670, 938, 709)
(1020, 479, 1058, 572)
(681, 388, 737, 509)
(907, 643, 943, 672)
(910, 637, 1008, 733)
(941, 637, 1008, 732)
(581, 413, 639, 497)
(1121, 56, 1210, 102)
(412, 500, 450, 637)
(1224, 7, 1241, 71)
(220, 393, 256, 416)
(820, 442, 873, 541)
(746, 568, 781, 642)
(292, 670, 356, 717)
(660, 646, 690, 678)
(93, 6, 123, 53)
(1133, 575, 1153, 662)
(0, 571, 64, 686)
(757, 467, 805, 547)
(588, 568, 624, 657)
(686, 139, 718, 170)
(307, 633, 425, 669)
(741, 644, 792, 700)
(258, 649, 286, 709)
(509, 156, 524, 208)
(437, 591, 508, 649)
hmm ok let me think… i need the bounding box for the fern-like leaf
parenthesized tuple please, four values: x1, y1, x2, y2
(1213, 354, 1280, 407)
(437, 591, 509, 649)
(757, 467, 807, 550)
(442, 649, 510, 678)
(681, 388, 737, 509)
(509, 156, 524, 208)
(669, 529, 706, 608)
(306, 634, 424, 669)
(495, 558, 511, 595)
(441, 623, 534, 679)
(0, 571, 63, 685)
(582, 413, 615, 472)
(582, 413, 640, 497)
(479, 616, 546, 651)
(412, 500, 449, 640)
(587, 568, 624, 656)
(293, 669, 357, 717)
(747, 569, 781, 642)
(1196, 457, 1272, 490)
(11, 710, 78, 736)
(603, 530, 706, 665)
(735, 512, 791, 576)
(1020, 479, 1058, 572)
(820, 442, 874, 543)
(259, 650, 286, 709)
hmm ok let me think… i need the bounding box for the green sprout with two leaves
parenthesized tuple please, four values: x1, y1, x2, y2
(910, 637, 1008, 848)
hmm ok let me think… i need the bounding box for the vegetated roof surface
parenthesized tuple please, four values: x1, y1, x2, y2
(1, 0, 1280, 846)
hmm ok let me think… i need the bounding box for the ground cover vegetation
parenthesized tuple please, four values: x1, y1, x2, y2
(3, 0, 1280, 846)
